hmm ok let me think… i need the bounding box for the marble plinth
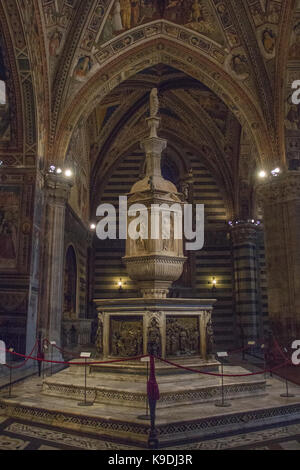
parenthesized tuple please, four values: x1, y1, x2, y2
(42, 360, 266, 409)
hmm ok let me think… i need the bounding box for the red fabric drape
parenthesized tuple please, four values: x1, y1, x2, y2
(147, 355, 160, 401)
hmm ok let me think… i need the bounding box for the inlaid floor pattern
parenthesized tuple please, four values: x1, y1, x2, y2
(1, 415, 300, 450)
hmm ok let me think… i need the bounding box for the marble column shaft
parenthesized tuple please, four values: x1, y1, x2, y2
(231, 223, 260, 342)
(41, 174, 72, 349)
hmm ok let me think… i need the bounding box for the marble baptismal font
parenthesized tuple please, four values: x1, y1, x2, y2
(94, 88, 216, 361)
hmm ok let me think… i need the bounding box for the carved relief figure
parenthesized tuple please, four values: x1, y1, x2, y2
(206, 319, 214, 356)
(147, 317, 162, 356)
(166, 317, 199, 356)
(96, 318, 103, 354)
(111, 318, 143, 356)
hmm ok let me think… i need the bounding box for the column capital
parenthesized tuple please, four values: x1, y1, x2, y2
(257, 171, 300, 206)
(230, 222, 258, 245)
(44, 173, 73, 205)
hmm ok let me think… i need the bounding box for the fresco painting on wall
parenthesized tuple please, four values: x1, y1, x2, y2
(99, 0, 224, 46)
(261, 28, 276, 55)
(73, 55, 93, 80)
(0, 187, 21, 269)
(0, 102, 10, 142)
(289, 22, 300, 59)
(0, 44, 11, 142)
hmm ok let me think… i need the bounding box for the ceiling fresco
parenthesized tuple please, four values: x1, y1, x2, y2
(0, 0, 297, 221)
(97, 0, 226, 47)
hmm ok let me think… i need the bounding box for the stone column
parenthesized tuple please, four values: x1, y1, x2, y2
(41, 174, 72, 352)
(258, 171, 300, 342)
(231, 222, 260, 343)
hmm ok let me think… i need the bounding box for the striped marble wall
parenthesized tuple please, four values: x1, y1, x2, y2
(190, 158, 235, 348)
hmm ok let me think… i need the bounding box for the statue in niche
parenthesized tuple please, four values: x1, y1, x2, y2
(206, 319, 214, 357)
(69, 325, 78, 347)
(147, 318, 162, 356)
(162, 212, 175, 252)
(96, 318, 103, 354)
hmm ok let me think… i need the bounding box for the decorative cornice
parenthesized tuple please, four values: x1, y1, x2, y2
(257, 171, 300, 206)
(230, 222, 258, 245)
(45, 173, 73, 205)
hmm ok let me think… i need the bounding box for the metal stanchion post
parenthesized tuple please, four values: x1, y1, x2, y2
(215, 352, 231, 408)
(280, 378, 295, 398)
(148, 399, 158, 449)
(50, 341, 56, 376)
(78, 352, 93, 407)
(138, 357, 150, 420)
(280, 348, 294, 397)
(3, 349, 17, 399)
(43, 344, 48, 378)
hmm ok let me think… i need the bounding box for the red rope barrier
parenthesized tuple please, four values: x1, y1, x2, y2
(1, 347, 148, 366)
(147, 356, 160, 401)
(4, 340, 39, 370)
(43, 339, 82, 358)
(156, 356, 292, 378)
(227, 336, 266, 355)
(0, 336, 297, 378)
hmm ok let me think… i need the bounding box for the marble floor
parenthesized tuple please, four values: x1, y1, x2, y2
(1, 363, 300, 450)
(1, 414, 300, 450)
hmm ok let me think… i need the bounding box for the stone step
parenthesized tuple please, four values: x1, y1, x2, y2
(42, 375, 266, 409)
(1, 374, 300, 447)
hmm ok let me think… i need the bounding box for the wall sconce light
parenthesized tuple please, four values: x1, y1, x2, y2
(118, 279, 123, 293)
(90, 223, 96, 231)
(211, 277, 217, 291)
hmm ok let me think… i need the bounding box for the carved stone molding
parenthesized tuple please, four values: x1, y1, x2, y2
(257, 172, 300, 206)
(230, 223, 258, 245)
(45, 174, 73, 205)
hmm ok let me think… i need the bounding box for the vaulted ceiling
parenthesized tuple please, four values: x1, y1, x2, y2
(0, 0, 299, 221)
